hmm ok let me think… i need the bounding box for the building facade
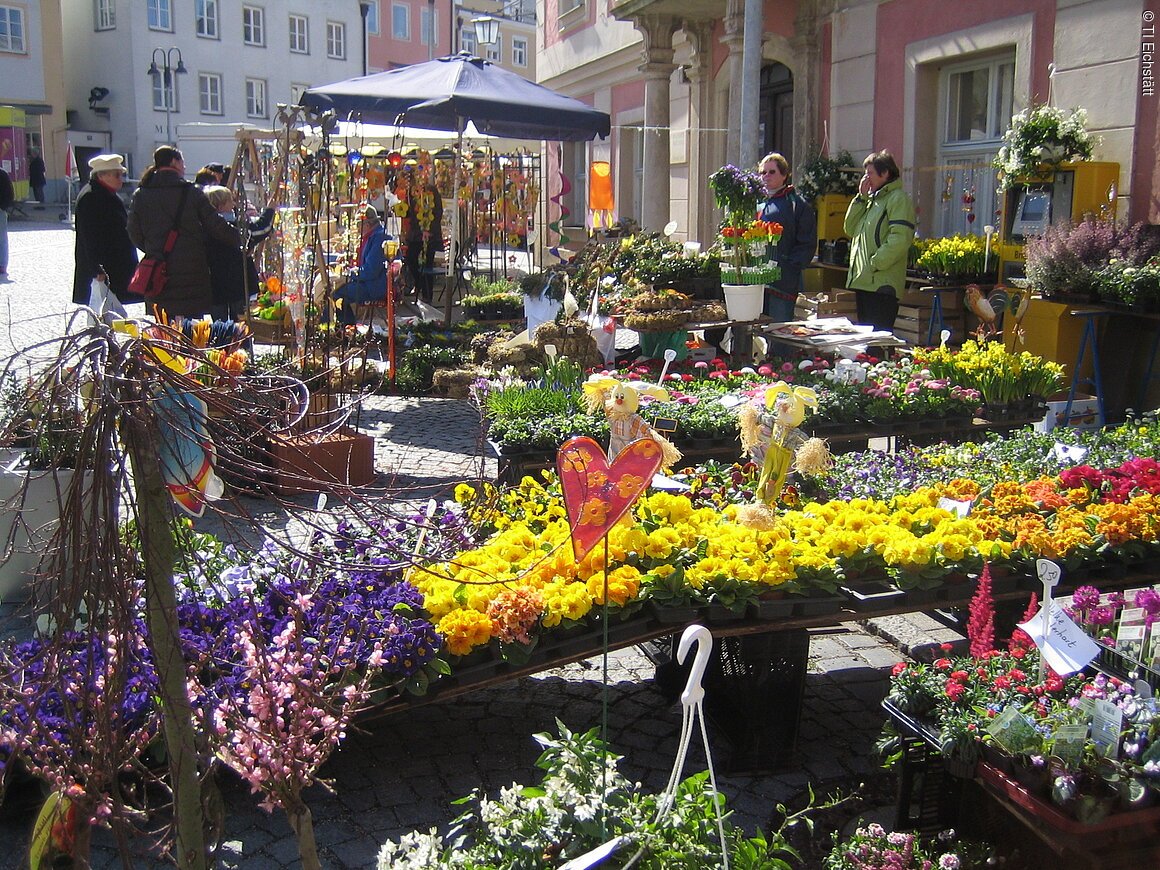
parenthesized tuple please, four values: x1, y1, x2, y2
(538, 0, 1158, 246)
(59, 0, 364, 178)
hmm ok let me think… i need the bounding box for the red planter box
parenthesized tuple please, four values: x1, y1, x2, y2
(271, 427, 375, 495)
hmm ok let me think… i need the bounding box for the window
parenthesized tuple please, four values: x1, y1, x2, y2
(199, 73, 222, 114)
(289, 14, 308, 53)
(460, 27, 475, 56)
(151, 72, 176, 112)
(0, 5, 24, 51)
(486, 34, 501, 63)
(943, 57, 1015, 145)
(365, 0, 379, 35)
(196, 0, 218, 38)
(243, 5, 265, 46)
(326, 21, 346, 59)
(95, 0, 115, 30)
(391, 3, 409, 41)
(560, 0, 584, 18)
(147, 0, 172, 31)
(512, 36, 527, 67)
(246, 78, 267, 118)
(290, 83, 309, 105)
(420, 7, 437, 47)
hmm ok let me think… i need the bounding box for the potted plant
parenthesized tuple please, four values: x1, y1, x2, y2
(914, 234, 994, 284)
(993, 104, 1099, 191)
(796, 149, 860, 204)
(1023, 217, 1126, 300)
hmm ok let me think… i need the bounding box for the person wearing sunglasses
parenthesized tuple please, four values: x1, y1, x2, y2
(757, 152, 817, 323)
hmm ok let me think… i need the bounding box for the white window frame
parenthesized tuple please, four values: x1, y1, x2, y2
(326, 20, 346, 59)
(511, 36, 527, 68)
(485, 34, 501, 63)
(931, 52, 1016, 238)
(243, 5, 265, 46)
(152, 72, 177, 112)
(391, 3, 409, 41)
(420, 6, 437, 47)
(460, 27, 475, 56)
(941, 55, 1015, 149)
(245, 78, 267, 118)
(559, 0, 584, 27)
(0, 4, 24, 51)
(199, 73, 223, 115)
(289, 13, 308, 54)
(95, 0, 115, 31)
(147, 0, 172, 32)
(365, 0, 379, 35)
(196, 0, 219, 39)
(290, 82, 310, 106)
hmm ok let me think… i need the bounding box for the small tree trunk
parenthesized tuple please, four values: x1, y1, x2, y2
(123, 403, 207, 870)
(286, 802, 321, 870)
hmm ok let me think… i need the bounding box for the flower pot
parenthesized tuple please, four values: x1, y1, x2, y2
(271, 427, 376, 495)
(0, 454, 90, 602)
(648, 601, 704, 625)
(721, 284, 763, 321)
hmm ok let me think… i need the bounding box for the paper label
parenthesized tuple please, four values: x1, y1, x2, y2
(1018, 605, 1102, 675)
(986, 706, 1041, 755)
(1052, 723, 1090, 769)
(1115, 623, 1146, 661)
(937, 497, 973, 518)
(1090, 699, 1123, 759)
(1052, 442, 1088, 463)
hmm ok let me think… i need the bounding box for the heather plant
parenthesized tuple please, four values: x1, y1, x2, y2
(1023, 217, 1124, 298)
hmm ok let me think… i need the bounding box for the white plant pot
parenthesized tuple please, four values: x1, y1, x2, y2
(722, 284, 764, 321)
(0, 453, 75, 603)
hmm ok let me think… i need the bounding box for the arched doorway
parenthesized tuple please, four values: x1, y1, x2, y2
(759, 63, 793, 165)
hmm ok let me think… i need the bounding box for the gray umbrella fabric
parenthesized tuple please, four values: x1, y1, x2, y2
(300, 53, 609, 142)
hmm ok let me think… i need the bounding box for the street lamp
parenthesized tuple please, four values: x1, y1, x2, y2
(472, 15, 499, 53)
(146, 47, 187, 145)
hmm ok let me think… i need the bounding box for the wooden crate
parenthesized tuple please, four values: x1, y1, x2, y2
(795, 289, 858, 320)
(894, 303, 965, 346)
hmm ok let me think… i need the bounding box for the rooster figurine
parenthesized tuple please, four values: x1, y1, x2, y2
(582, 375, 682, 470)
(965, 284, 999, 337)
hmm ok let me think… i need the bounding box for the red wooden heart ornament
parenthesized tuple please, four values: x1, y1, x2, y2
(557, 436, 663, 562)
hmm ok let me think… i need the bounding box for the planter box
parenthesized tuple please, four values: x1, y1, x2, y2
(271, 427, 376, 495)
(0, 452, 78, 602)
(1034, 392, 1101, 433)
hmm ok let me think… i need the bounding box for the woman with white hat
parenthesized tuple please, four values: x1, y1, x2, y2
(72, 153, 141, 307)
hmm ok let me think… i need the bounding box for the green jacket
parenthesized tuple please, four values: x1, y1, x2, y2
(843, 178, 916, 296)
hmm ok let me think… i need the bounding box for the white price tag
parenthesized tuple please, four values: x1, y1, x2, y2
(1052, 442, 1088, 463)
(937, 497, 972, 518)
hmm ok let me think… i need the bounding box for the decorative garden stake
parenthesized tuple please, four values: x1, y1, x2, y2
(557, 436, 663, 562)
(582, 376, 681, 469)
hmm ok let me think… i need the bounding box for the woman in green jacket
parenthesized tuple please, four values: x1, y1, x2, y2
(843, 150, 916, 331)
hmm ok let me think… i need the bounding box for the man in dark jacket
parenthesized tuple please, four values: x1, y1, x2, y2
(72, 154, 140, 305)
(29, 149, 47, 203)
(128, 146, 240, 319)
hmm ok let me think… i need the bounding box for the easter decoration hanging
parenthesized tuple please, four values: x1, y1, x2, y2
(582, 375, 682, 470)
(739, 382, 831, 504)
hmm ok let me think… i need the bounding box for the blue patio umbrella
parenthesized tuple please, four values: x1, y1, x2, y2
(299, 52, 610, 142)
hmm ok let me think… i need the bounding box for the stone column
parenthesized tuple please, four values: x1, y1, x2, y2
(682, 19, 715, 245)
(790, 13, 821, 171)
(634, 14, 679, 232)
(722, 0, 745, 164)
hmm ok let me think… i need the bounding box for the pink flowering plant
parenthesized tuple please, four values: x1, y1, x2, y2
(824, 823, 991, 870)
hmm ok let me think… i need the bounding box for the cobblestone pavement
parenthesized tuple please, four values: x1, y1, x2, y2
(0, 224, 963, 868)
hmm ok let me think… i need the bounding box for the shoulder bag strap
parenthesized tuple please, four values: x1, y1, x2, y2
(161, 185, 192, 258)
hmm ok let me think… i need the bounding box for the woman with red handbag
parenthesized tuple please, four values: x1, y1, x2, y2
(128, 146, 240, 319)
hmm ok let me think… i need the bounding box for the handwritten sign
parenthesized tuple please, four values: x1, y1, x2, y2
(1018, 605, 1102, 675)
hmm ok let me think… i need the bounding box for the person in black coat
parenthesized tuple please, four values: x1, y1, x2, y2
(29, 149, 47, 203)
(72, 154, 141, 306)
(201, 185, 274, 321)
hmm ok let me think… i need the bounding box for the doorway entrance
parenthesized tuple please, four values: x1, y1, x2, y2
(759, 63, 793, 165)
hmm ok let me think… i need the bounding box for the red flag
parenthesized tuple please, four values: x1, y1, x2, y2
(65, 143, 79, 182)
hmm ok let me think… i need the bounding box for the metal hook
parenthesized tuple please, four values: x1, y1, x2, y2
(676, 624, 712, 708)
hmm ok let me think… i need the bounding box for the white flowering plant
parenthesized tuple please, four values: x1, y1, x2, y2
(377, 720, 840, 868)
(993, 105, 1098, 191)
